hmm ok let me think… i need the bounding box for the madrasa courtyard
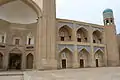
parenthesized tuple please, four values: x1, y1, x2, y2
(0, 0, 120, 80)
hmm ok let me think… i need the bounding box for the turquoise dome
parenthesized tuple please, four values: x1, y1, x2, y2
(103, 9, 113, 13)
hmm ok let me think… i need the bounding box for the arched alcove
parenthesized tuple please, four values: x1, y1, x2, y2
(26, 53, 34, 69)
(9, 48, 22, 70)
(93, 30, 103, 44)
(78, 48, 90, 68)
(94, 49, 104, 67)
(59, 25, 72, 41)
(77, 27, 88, 42)
(59, 48, 73, 68)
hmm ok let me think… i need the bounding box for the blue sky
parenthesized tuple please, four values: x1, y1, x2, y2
(56, 0, 120, 33)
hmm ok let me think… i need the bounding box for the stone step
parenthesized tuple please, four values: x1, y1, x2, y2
(0, 72, 23, 80)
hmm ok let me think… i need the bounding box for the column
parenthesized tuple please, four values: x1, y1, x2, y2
(73, 45, 79, 68)
(21, 53, 26, 70)
(72, 23, 79, 68)
(44, 0, 57, 69)
(35, 16, 43, 70)
(3, 52, 8, 70)
(89, 27, 96, 67)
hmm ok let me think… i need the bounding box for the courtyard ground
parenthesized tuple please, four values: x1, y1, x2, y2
(24, 67, 120, 80)
(0, 67, 120, 80)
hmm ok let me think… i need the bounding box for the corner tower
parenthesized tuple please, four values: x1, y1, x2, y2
(103, 9, 119, 66)
(103, 9, 114, 25)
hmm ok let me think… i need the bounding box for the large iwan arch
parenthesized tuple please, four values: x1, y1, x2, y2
(0, 0, 42, 16)
(0, 0, 42, 70)
(0, 0, 57, 70)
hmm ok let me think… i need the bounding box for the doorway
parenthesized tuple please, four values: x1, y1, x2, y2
(26, 53, 33, 69)
(96, 59, 99, 67)
(62, 59, 66, 68)
(9, 53, 22, 70)
(0, 53, 3, 69)
(80, 59, 84, 68)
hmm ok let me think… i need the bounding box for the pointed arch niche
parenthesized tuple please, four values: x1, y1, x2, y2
(26, 53, 34, 69)
(59, 25, 72, 41)
(78, 48, 90, 68)
(94, 49, 104, 67)
(59, 48, 73, 69)
(93, 30, 103, 44)
(77, 27, 88, 42)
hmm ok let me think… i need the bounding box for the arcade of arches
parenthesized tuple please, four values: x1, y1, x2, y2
(58, 48, 105, 69)
(58, 25, 103, 43)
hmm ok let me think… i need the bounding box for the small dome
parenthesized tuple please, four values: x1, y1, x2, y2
(103, 9, 113, 13)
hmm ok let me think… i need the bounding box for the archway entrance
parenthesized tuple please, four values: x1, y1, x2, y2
(9, 53, 22, 70)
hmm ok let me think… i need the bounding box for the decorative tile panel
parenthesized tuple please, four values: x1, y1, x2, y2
(58, 44, 74, 53)
(77, 45, 91, 53)
(94, 46, 105, 53)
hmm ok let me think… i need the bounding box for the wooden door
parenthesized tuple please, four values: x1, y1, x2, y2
(80, 59, 84, 68)
(62, 59, 66, 68)
(96, 59, 99, 67)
